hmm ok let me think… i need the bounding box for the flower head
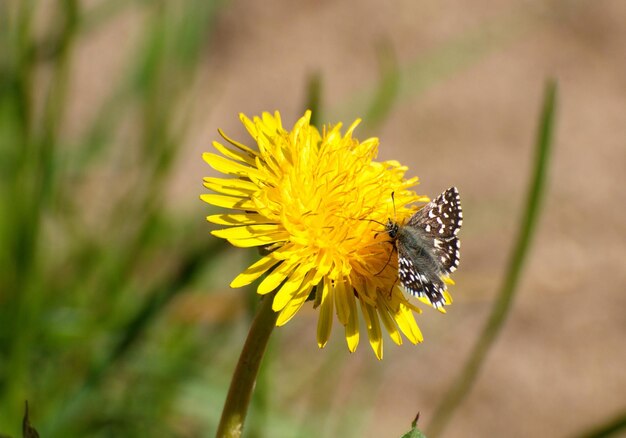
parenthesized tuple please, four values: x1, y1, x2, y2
(202, 111, 453, 359)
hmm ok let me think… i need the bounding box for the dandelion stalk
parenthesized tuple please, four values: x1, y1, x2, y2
(216, 294, 278, 438)
(426, 80, 557, 436)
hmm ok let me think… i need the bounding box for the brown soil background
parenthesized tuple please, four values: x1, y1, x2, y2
(70, 0, 626, 436)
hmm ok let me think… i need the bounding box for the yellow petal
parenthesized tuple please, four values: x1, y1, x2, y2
(259, 112, 279, 133)
(218, 128, 258, 157)
(400, 295, 423, 315)
(206, 213, 270, 226)
(255, 146, 282, 176)
(225, 232, 289, 248)
(239, 114, 258, 140)
(353, 281, 376, 307)
(345, 290, 359, 352)
(276, 286, 311, 326)
(200, 194, 256, 210)
(443, 276, 456, 286)
(275, 263, 323, 312)
(212, 141, 257, 166)
(416, 295, 448, 313)
(211, 224, 284, 240)
(334, 281, 349, 326)
(257, 260, 297, 295)
(276, 270, 318, 326)
(272, 263, 311, 311)
(202, 152, 262, 179)
(317, 278, 333, 348)
(344, 118, 362, 138)
(230, 255, 280, 288)
(377, 297, 403, 346)
(395, 302, 423, 344)
(360, 300, 383, 360)
(203, 177, 258, 197)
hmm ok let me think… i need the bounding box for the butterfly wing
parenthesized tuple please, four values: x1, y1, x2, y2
(408, 187, 462, 275)
(397, 243, 447, 308)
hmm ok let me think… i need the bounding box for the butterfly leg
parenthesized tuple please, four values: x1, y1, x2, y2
(387, 275, 399, 299)
(374, 241, 396, 276)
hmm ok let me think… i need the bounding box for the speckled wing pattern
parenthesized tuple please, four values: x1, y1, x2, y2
(396, 187, 463, 308)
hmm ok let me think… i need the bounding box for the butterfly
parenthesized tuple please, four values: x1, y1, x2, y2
(385, 187, 463, 308)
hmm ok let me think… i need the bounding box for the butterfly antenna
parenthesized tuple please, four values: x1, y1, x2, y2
(348, 217, 386, 228)
(391, 191, 397, 221)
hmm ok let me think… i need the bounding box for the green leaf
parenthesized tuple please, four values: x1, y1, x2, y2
(22, 401, 39, 438)
(400, 413, 427, 438)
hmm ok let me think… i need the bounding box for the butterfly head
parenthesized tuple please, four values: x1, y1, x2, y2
(385, 218, 399, 239)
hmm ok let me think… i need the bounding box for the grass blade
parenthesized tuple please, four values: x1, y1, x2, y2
(426, 80, 558, 436)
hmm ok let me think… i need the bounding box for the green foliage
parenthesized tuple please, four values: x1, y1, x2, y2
(400, 414, 427, 438)
(0, 1, 229, 436)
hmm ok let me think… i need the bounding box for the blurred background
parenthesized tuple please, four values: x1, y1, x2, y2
(1, 0, 625, 436)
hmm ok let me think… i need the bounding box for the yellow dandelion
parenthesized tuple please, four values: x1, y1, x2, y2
(202, 110, 453, 359)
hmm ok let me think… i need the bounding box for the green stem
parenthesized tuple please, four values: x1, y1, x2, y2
(426, 80, 557, 437)
(577, 410, 626, 438)
(216, 294, 278, 438)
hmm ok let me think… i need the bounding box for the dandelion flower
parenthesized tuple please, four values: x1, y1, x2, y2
(202, 111, 453, 359)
